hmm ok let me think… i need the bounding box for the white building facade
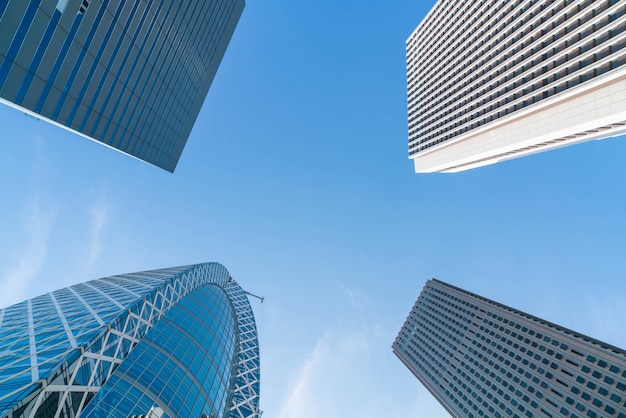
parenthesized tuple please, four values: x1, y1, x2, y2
(407, 0, 626, 173)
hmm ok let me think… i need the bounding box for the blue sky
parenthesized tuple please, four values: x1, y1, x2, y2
(2, 1, 626, 417)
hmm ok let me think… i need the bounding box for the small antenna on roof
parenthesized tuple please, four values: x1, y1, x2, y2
(244, 290, 264, 303)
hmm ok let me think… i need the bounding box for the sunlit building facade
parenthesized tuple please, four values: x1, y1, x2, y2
(407, 0, 626, 172)
(0, 262, 261, 418)
(393, 279, 626, 418)
(0, 0, 245, 172)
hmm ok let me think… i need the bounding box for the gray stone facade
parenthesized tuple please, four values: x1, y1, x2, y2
(394, 279, 626, 418)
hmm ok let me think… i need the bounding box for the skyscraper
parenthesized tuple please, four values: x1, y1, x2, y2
(407, 0, 626, 173)
(0, 262, 261, 418)
(393, 279, 626, 418)
(0, 0, 245, 172)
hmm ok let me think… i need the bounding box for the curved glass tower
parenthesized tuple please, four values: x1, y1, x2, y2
(0, 262, 261, 418)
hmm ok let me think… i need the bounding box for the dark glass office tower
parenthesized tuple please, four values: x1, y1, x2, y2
(0, 262, 261, 418)
(0, 0, 245, 172)
(393, 279, 626, 418)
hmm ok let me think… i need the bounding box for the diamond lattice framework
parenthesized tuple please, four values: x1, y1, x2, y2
(0, 262, 261, 417)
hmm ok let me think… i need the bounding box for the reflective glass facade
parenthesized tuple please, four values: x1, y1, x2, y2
(0, 262, 261, 418)
(393, 279, 626, 418)
(82, 284, 237, 417)
(0, 0, 245, 172)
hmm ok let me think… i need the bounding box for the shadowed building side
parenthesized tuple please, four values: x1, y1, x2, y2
(0, 0, 245, 172)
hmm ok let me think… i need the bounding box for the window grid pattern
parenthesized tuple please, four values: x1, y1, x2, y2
(0, 262, 260, 418)
(0, 0, 245, 172)
(81, 283, 238, 418)
(407, 0, 626, 157)
(393, 279, 626, 418)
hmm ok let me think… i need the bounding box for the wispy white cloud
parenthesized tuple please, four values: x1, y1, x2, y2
(275, 325, 444, 418)
(0, 198, 57, 307)
(338, 283, 362, 309)
(274, 283, 449, 418)
(278, 334, 330, 418)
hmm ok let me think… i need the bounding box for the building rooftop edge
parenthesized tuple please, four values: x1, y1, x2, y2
(405, 0, 444, 43)
(430, 278, 626, 359)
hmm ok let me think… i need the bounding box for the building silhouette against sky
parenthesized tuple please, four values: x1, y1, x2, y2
(0, 0, 244, 172)
(407, 0, 626, 172)
(393, 279, 626, 418)
(0, 262, 261, 418)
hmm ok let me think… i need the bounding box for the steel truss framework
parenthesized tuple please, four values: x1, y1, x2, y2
(0, 262, 261, 418)
(225, 281, 261, 418)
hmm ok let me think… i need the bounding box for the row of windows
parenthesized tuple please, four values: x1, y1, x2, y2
(424, 295, 474, 324)
(0, 0, 240, 171)
(410, 24, 624, 140)
(404, 312, 453, 373)
(410, 288, 556, 416)
(396, 336, 441, 386)
(406, 1, 626, 155)
(420, 298, 469, 335)
(411, 308, 463, 351)
(410, 0, 529, 74)
(409, 0, 555, 107)
(410, 0, 558, 102)
(413, 282, 626, 417)
(410, 0, 601, 105)
(480, 307, 626, 400)
(409, 43, 625, 155)
(409, 36, 625, 154)
(427, 290, 479, 317)
(409, 314, 455, 362)
(436, 280, 626, 360)
(429, 285, 480, 311)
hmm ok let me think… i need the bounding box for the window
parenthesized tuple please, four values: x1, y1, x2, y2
(79, 0, 90, 13)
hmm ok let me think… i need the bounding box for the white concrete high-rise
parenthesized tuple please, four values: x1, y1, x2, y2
(407, 0, 626, 173)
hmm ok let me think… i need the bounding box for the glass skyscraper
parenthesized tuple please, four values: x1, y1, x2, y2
(0, 262, 261, 418)
(394, 279, 626, 418)
(0, 0, 245, 172)
(407, 0, 626, 172)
